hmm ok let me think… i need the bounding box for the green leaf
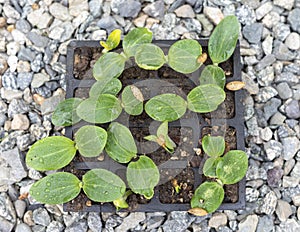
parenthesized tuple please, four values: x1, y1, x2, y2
(157, 121, 168, 137)
(191, 181, 224, 213)
(100, 29, 121, 52)
(26, 136, 76, 171)
(89, 78, 122, 98)
(127, 155, 159, 199)
(144, 135, 158, 142)
(93, 52, 125, 81)
(51, 98, 82, 126)
(199, 65, 225, 88)
(145, 94, 187, 121)
(216, 150, 248, 185)
(135, 44, 166, 70)
(121, 85, 144, 115)
(83, 169, 126, 202)
(75, 125, 107, 157)
(30, 172, 81, 204)
(203, 157, 221, 178)
(123, 27, 153, 57)
(168, 39, 202, 74)
(208, 16, 240, 64)
(202, 135, 225, 157)
(157, 121, 176, 153)
(187, 84, 226, 113)
(105, 122, 137, 163)
(76, 94, 122, 123)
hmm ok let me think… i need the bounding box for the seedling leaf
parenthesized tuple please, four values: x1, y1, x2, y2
(203, 157, 221, 178)
(89, 78, 122, 98)
(93, 52, 125, 81)
(145, 93, 187, 121)
(76, 94, 122, 123)
(135, 44, 165, 70)
(216, 150, 248, 184)
(127, 155, 159, 199)
(202, 135, 225, 157)
(121, 85, 144, 115)
(168, 39, 202, 73)
(100, 29, 121, 53)
(29, 172, 81, 204)
(83, 169, 126, 202)
(187, 84, 225, 113)
(113, 190, 132, 210)
(191, 181, 224, 213)
(51, 98, 82, 126)
(75, 125, 107, 157)
(199, 65, 225, 88)
(123, 27, 153, 57)
(26, 136, 76, 171)
(105, 122, 137, 163)
(208, 16, 240, 64)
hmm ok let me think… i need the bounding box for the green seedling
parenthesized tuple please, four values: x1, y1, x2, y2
(113, 190, 132, 211)
(100, 29, 121, 53)
(171, 179, 181, 194)
(144, 121, 176, 153)
(190, 135, 248, 214)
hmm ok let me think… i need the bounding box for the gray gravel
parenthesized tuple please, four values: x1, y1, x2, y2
(0, 0, 300, 231)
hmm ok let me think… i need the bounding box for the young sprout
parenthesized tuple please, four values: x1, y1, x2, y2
(100, 29, 121, 53)
(144, 121, 176, 153)
(171, 179, 181, 194)
(113, 190, 132, 211)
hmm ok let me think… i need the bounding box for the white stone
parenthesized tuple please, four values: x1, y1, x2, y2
(256, 2, 273, 20)
(204, 7, 224, 25)
(174, 5, 195, 18)
(6, 41, 20, 56)
(285, 32, 300, 50)
(31, 73, 50, 88)
(69, 0, 89, 17)
(293, 194, 300, 206)
(274, 0, 295, 10)
(91, 30, 107, 40)
(27, 8, 44, 26)
(238, 214, 258, 232)
(282, 176, 300, 188)
(276, 200, 292, 222)
(262, 35, 273, 55)
(208, 213, 227, 229)
(17, 60, 31, 73)
(49, 2, 72, 21)
(262, 12, 280, 29)
(72, 11, 89, 28)
(0, 88, 23, 101)
(11, 29, 27, 44)
(11, 114, 30, 130)
(7, 55, 18, 72)
(37, 13, 53, 29)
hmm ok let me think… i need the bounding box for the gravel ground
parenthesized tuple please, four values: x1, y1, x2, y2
(1, 0, 300, 231)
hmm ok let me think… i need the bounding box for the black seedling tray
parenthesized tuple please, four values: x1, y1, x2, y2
(63, 40, 245, 212)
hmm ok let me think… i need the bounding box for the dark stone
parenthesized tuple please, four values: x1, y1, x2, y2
(287, 8, 300, 34)
(263, 98, 282, 120)
(17, 72, 33, 90)
(267, 167, 283, 187)
(18, 47, 36, 62)
(285, 100, 300, 119)
(27, 31, 49, 47)
(242, 23, 263, 44)
(16, 19, 31, 33)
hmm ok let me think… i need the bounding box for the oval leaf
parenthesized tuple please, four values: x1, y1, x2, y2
(121, 85, 144, 115)
(168, 39, 202, 74)
(26, 136, 76, 171)
(202, 135, 225, 157)
(191, 181, 224, 213)
(123, 27, 153, 57)
(208, 16, 240, 64)
(127, 155, 159, 199)
(203, 157, 221, 178)
(76, 94, 122, 123)
(83, 169, 126, 202)
(89, 78, 122, 98)
(75, 125, 107, 157)
(145, 94, 187, 121)
(216, 150, 248, 185)
(105, 122, 137, 163)
(100, 29, 121, 52)
(51, 98, 82, 126)
(135, 44, 166, 70)
(199, 65, 225, 88)
(93, 52, 125, 81)
(187, 84, 226, 113)
(30, 172, 81, 204)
